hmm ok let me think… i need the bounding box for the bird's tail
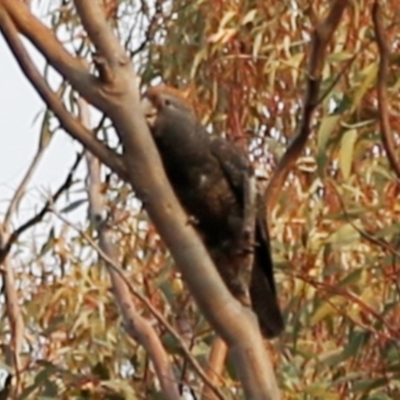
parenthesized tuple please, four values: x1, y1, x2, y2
(249, 226, 284, 338)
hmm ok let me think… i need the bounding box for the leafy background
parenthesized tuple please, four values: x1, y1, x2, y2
(1, 0, 400, 398)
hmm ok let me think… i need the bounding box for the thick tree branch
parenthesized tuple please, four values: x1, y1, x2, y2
(264, 0, 348, 219)
(77, 6, 280, 396)
(68, 0, 245, 344)
(74, 3, 124, 69)
(372, 2, 400, 179)
(0, 1, 280, 398)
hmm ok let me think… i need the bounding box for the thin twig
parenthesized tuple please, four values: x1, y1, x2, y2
(0, 148, 81, 398)
(0, 253, 23, 396)
(0, 153, 82, 265)
(264, 0, 349, 219)
(372, 2, 400, 178)
(4, 150, 46, 226)
(293, 273, 400, 339)
(330, 179, 400, 259)
(0, 116, 53, 397)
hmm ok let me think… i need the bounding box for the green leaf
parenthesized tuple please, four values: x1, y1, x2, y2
(318, 115, 340, 153)
(339, 129, 357, 180)
(351, 63, 378, 112)
(303, 384, 340, 399)
(253, 31, 263, 58)
(161, 333, 182, 355)
(39, 227, 56, 256)
(219, 10, 237, 28)
(317, 114, 341, 172)
(337, 268, 363, 287)
(311, 295, 343, 325)
(38, 109, 54, 150)
(325, 223, 360, 245)
(41, 379, 59, 397)
(328, 51, 354, 62)
(352, 378, 387, 392)
(59, 198, 87, 214)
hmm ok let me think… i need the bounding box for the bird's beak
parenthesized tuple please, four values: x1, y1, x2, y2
(141, 97, 157, 128)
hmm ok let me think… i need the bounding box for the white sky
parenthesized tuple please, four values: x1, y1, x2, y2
(0, 35, 82, 224)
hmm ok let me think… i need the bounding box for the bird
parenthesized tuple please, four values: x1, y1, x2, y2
(140, 85, 284, 338)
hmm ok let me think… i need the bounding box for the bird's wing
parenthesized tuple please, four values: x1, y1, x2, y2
(211, 137, 284, 337)
(209, 137, 251, 202)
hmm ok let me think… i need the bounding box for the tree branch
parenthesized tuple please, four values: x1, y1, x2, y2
(4, 149, 46, 226)
(82, 100, 181, 400)
(0, 253, 24, 397)
(0, 1, 280, 398)
(0, 0, 106, 107)
(68, 9, 279, 398)
(264, 0, 349, 218)
(0, 153, 82, 265)
(372, 1, 400, 179)
(53, 209, 226, 400)
(201, 337, 227, 400)
(0, 107, 54, 397)
(86, 158, 180, 399)
(74, 2, 124, 69)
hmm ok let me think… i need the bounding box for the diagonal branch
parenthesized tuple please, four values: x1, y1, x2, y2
(264, 0, 349, 219)
(0, 0, 105, 107)
(0, 108, 63, 397)
(53, 208, 226, 400)
(74, 2, 124, 69)
(0, 153, 82, 265)
(4, 149, 46, 226)
(70, 6, 279, 389)
(0, 10, 128, 180)
(372, 1, 400, 179)
(0, 1, 281, 398)
(86, 155, 181, 399)
(81, 100, 181, 400)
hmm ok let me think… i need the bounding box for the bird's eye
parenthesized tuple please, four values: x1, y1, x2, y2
(164, 98, 171, 107)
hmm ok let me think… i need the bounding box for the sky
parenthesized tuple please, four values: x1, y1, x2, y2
(0, 35, 83, 224)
